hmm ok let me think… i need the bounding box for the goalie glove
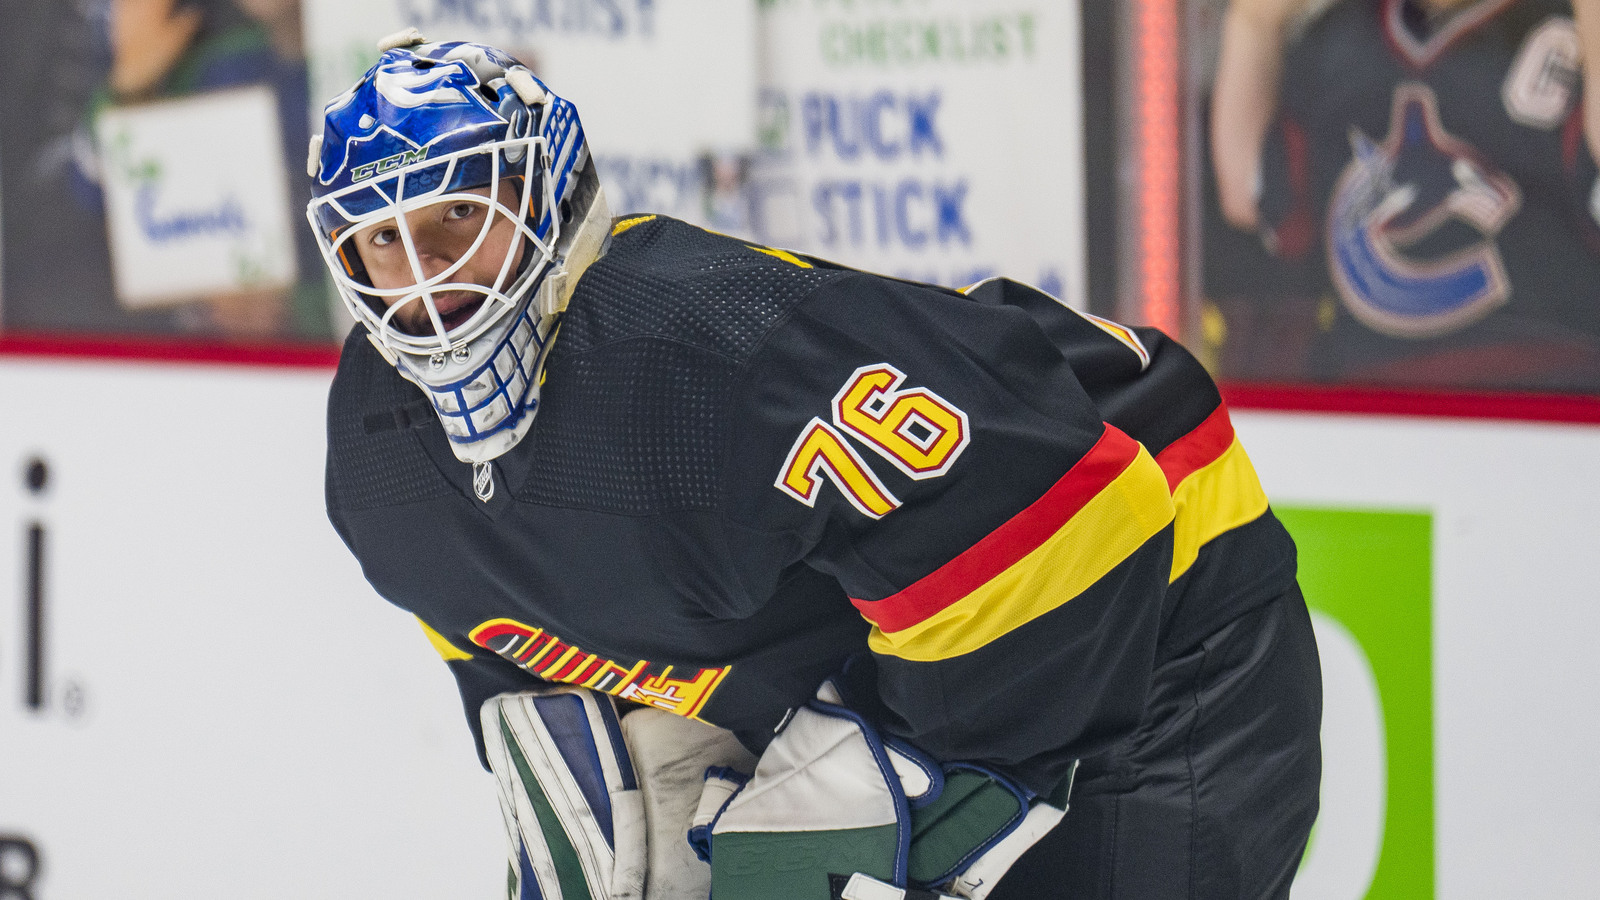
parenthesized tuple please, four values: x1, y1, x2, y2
(483, 687, 647, 900)
(694, 682, 1075, 900)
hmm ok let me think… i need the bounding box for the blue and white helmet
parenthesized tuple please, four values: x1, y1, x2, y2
(307, 31, 609, 463)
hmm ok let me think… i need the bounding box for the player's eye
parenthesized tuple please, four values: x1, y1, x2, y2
(446, 202, 480, 221)
(368, 226, 399, 247)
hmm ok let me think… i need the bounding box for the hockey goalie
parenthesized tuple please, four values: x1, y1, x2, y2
(310, 30, 1321, 900)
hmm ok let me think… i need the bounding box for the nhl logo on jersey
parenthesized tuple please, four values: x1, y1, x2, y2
(472, 461, 494, 502)
(1326, 82, 1521, 339)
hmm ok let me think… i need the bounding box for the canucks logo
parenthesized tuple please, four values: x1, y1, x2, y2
(316, 51, 502, 191)
(369, 58, 479, 110)
(1327, 83, 1522, 338)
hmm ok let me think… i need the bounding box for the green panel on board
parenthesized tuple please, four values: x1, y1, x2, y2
(1278, 506, 1433, 900)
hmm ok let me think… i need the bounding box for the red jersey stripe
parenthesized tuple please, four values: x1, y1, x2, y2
(851, 424, 1143, 634)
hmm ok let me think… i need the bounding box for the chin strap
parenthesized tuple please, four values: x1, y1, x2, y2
(537, 171, 612, 318)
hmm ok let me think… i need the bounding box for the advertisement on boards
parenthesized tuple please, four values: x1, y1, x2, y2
(1238, 409, 1600, 900)
(752, 0, 1085, 302)
(5, 366, 1600, 899)
(0, 363, 503, 900)
(1285, 507, 1433, 900)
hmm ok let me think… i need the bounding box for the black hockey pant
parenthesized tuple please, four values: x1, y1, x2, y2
(989, 585, 1323, 899)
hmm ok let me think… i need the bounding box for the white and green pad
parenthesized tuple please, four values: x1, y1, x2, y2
(707, 694, 911, 899)
(482, 687, 647, 900)
(701, 683, 1073, 900)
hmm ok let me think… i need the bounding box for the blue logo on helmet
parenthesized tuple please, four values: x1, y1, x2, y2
(314, 44, 523, 201)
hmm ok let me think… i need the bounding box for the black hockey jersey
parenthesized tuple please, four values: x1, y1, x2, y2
(325, 216, 1298, 793)
(1260, 0, 1600, 388)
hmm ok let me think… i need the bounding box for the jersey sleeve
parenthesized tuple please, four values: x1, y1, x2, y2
(418, 616, 567, 771)
(718, 272, 1179, 794)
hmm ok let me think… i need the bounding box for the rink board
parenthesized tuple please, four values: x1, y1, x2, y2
(1, 357, 1598, 899)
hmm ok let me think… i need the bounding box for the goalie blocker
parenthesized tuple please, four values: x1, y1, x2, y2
(692, 681, 1072, 900)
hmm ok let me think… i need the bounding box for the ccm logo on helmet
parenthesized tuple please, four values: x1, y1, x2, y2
(351, 146, 430, 182)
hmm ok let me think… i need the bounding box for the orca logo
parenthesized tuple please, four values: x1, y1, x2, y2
(372, 59, 476, 110)
(1327, 82, 1522, 338)
(316, 55, 494, 187)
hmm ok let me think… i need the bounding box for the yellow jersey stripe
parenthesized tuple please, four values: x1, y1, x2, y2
(747, 245, 814, 268)
(865, 442, 1173, 661)
(418, 618, 473, 661)
(1167, 436, 1271, 581)
(611, 214, 657, 235)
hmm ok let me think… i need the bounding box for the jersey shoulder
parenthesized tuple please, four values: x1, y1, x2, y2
(560, 215, 852, 362)
(513, 217, 862, 514)
(962, 277, 1223, 453)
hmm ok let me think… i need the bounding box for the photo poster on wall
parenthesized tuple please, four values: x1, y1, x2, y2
(301, 0, 758, 229)
(1194, 0, 1600, 393)
(0, 5, 147, 334)
(753, 0, 1086, 305)
(96, 87, 300, 309)
(0, 2, 334, 341)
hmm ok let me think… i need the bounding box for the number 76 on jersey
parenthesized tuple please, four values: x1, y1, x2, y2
(776, 363, 971, 519)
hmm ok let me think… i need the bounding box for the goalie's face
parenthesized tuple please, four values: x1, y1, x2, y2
(350, 182, 529, 337)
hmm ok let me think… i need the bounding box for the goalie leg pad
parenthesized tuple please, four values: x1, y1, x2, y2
(483, 687, 647, 900)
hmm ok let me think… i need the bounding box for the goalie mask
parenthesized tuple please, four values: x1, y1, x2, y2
(308, 34, 609, 463)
